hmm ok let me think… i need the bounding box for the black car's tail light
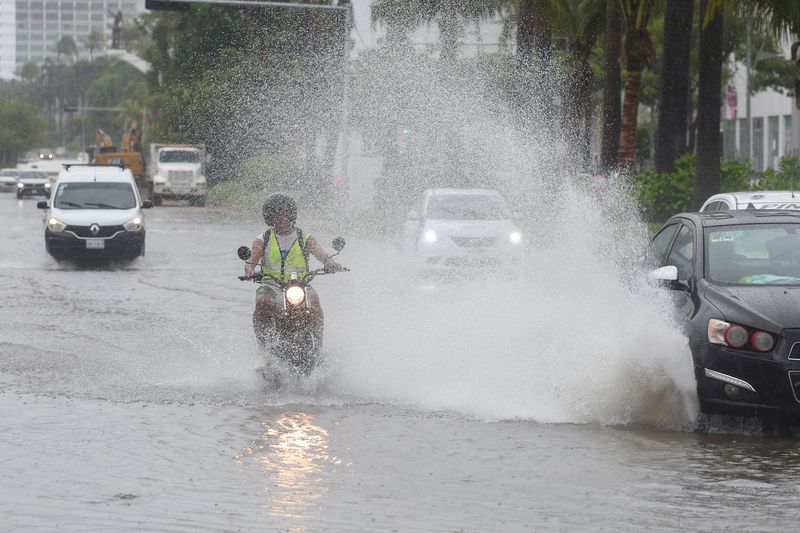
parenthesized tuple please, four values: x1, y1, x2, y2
(723, 324, 749, 348)
(708, 319, 777, 354)
(751, 331, 776, 352)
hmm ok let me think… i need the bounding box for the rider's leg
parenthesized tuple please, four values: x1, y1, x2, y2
(253, 285, 280, 345)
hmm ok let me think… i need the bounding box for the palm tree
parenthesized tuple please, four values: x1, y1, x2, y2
(692, 0, 723, 209)
(601, 0, 622, 174)
(516, 0, 552, 67)
(56, 36, 78, 64)
(371, 0, 504, 61)
(81, 31, 106, 61)
(617, 0, 657, 173)
(654, 0, 694, 174)
(552, 0, 605, 168)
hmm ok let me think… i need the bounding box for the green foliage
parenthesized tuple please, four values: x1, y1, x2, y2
(634, 154, 757, 223)
(0, 96, 46, 165)
(755, 157, 800, 190)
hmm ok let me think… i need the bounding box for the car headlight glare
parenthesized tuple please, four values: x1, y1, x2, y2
(423, 229, 438, 243)
(285, 285, 306, 305)
(44, 182, 51, 188)
(509, 231, 522, 244)
(17, 182, 23, 188)
(123, 217, 143, 231)
(47, 217, 66, 232)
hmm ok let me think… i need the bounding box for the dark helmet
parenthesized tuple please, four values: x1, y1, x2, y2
(262, 193, 297, 226)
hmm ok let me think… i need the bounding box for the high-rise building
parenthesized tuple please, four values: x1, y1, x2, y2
(0, 0, 142, 79)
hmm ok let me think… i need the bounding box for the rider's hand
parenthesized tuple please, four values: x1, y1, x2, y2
(323, 259, 346, 273)
(244, 261, 255, 277)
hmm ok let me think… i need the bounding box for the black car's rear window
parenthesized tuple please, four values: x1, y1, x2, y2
(706, 225, 800, 285)
(54, 182, 136, 210)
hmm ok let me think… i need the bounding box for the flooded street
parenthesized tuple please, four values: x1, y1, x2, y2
(3, 193, 800, 531)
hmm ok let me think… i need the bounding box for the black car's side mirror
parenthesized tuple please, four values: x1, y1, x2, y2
(237, 246, 252, 261)
(332, 237, 346, 252)
(37, 201, 48, 209)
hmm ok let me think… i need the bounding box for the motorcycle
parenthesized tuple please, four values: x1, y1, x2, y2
(237, 237, 347, 376)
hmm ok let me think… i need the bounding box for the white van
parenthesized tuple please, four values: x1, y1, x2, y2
(37, 164, 152, 261)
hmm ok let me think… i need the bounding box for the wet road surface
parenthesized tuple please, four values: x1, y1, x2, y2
(2, 193, 800, 531)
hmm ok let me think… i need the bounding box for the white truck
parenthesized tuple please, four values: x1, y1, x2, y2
(149, 144, 208, 206)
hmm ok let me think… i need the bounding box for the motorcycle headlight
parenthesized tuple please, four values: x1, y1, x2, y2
(509, 231, 522, 244)
(47, 217, 66, 232)
(423, 229, 438, 243)
(123, 217, 143, 231)
(285, 285, 306, 305)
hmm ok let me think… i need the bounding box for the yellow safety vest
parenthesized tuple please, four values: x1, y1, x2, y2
(260, 228, 310, 282)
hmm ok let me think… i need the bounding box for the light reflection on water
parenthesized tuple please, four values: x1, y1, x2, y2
(237, 411, 340, 529)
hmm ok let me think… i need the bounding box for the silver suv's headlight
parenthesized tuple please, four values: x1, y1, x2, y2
(509, 231, 522, 244)
(47, 217, 66, 232)
(123, 217, 143, 231)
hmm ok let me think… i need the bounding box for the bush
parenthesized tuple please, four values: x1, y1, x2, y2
(634, 154, 774, 224)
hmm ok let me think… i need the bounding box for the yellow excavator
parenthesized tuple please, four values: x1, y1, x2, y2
(90, 122, 152, 198)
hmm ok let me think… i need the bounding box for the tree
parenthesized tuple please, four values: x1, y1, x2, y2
(56, 36, 78, 64)
(692, 0, 723, 209)
(0, 96, 46, 166)
(617, 0, 657, 173)
(654, 0, 694, 174)
(553, 0, 605, 168)
(18, 62, 40, 81)
(601, 0, 623, 173)
(81, 32, 106, 61)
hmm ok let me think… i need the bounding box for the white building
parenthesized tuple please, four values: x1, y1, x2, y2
(0, 0, 143, 79)
(722, 45, 799, 171)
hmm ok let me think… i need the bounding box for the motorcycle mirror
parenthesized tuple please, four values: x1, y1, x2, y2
(332, 237, 346, 252)
(237, 246, 252, 261)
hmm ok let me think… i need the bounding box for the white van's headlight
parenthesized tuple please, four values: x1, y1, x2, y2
(509, 231, 522, 244)
(124, 217, 143, 231)
(423, 229, 438, 243)
(44, 182, 51, 189)
(47, 217, 66, 232)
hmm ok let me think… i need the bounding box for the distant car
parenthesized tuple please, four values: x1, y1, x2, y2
(402, 188, 524, 268)
(16, 170, 51, 199)
(0, 168, 20, 192)
(648, 210, 800, 421)
(700, 191, 800, 212)
(38, 165, 152, 261)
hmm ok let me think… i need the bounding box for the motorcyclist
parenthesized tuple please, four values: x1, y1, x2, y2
(244, 193, 345, 347)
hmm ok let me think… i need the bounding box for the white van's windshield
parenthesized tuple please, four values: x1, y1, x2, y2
(54, 182, 136, 209)
(159, 150, 200, 163)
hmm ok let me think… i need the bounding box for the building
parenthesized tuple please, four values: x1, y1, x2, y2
(0, 0, 143, 79)
(722, 43, 800, 171)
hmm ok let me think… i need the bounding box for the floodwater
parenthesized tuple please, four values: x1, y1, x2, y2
(3, 193, 800, 532)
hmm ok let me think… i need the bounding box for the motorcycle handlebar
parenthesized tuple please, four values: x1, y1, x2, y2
(238, 267, 347, 282)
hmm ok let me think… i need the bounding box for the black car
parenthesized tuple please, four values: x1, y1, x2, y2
(648, 210, 800, 420)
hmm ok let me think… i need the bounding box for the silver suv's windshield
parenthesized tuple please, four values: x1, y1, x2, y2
(706, 225, 800, 285)
(425, 194, 510, 220)
(54, 182, 136, 210)
(159, 150, 200, 163)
